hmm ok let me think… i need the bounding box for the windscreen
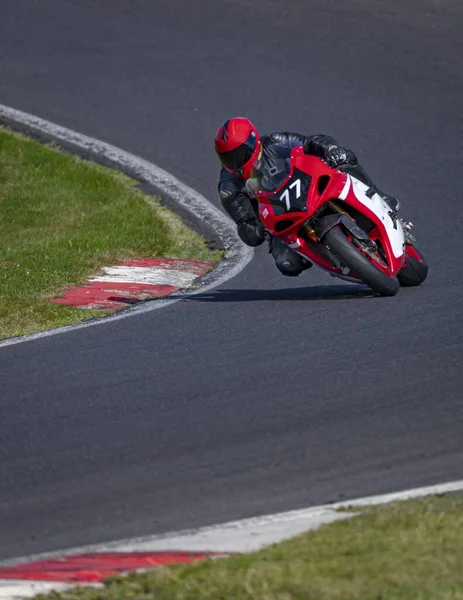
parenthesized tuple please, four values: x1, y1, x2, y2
(259, 145, 292, 191)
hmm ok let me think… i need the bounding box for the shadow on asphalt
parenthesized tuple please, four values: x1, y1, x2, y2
(174, 284, 375, 303)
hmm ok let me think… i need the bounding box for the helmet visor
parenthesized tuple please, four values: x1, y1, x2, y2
(217, 131, 258, 173)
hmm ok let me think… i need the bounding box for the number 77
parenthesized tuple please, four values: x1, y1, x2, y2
(280, 179, 301, 210)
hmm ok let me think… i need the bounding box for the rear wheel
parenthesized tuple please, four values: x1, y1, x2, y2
(398, 246, 428, 286)
(323, 226, 400, 296)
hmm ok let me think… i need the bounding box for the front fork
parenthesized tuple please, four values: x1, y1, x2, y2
(400, 220, 416, 245)
(308, 201, 391, 272)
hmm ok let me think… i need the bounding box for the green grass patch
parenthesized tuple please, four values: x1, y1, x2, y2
(39, 493, 463, 600)
(0, 127, 221, 338)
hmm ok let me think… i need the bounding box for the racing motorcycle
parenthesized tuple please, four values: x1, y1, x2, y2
(256, 146, 428, 296)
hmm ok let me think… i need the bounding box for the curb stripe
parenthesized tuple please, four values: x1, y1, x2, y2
(50, 258, 213, 310)
(0, 552, 222, 584)
(110, 258, 214, 272)
(91, 266, 200, 287)
(51, 281, 178, 310)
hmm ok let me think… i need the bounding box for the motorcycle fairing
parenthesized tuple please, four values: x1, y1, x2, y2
(340, 175, 405, 272)
(258, 147, 348, 235)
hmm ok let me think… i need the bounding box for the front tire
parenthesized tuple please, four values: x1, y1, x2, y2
(323, 226, 400, 296)
(398, 246, 428, 286)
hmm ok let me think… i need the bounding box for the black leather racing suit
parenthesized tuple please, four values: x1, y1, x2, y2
(218, 132, 394, 276)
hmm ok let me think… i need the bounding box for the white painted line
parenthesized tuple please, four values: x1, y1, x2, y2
(91, 266, 198, 287)
(0, 580, 74, 599)
(3, 478, 463, 566)
(0, 104, 253, 349)
(331, 478, 463, 508)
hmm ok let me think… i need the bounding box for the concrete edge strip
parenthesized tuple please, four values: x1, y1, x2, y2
(0, 104, 253, 349)
(2, 478, 463, 569)
(0, 580, 77, 599)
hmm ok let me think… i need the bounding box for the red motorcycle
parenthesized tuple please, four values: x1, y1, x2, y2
(256, 147, 428, 296)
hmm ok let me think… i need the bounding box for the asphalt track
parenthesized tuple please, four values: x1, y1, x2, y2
(0, 0, 462, 561)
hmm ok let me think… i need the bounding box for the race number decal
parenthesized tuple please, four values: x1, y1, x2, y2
(279, 179, 301, 210)
(269, 168, 312, 214)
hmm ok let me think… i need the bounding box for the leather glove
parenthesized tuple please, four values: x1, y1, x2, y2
(237, 219, 266, 247)
(325, 146, 358, 168)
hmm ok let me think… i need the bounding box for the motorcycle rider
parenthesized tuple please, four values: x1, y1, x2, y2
(214, 117, 400, 276)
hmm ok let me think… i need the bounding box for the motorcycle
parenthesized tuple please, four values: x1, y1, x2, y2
(256, 146, 428, 296)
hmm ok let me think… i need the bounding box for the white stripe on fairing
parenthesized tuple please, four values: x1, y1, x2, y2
(0, 104, 253, 349)
(92, 266, 198, 287)
(3, 479, 463, 565)
(350, 177, 405, 258)
(338, 174, 351, 200)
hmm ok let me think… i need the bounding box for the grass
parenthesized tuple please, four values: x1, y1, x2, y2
(0, 127, 222, 338)
(38, 493, 463, 600)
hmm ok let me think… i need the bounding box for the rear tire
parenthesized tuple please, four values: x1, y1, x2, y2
(398, 247, 428, 286)
(323, 226, 400, 296)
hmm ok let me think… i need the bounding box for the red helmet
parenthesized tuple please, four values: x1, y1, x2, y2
(214, 117, 261, 179)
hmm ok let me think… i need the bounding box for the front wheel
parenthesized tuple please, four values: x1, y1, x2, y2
(323, 226, 400, 296)
(397, 245, 428, 286)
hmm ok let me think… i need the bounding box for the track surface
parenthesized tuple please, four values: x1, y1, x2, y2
(1, 0, 462, 560)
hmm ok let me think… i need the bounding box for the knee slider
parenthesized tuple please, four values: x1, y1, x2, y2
(275, 252, 304, 276)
